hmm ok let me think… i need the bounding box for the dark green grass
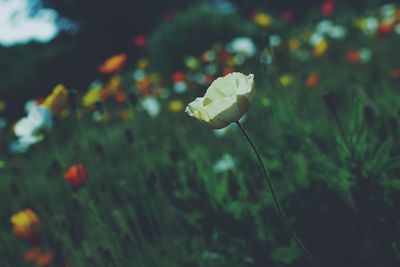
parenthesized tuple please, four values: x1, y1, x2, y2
(1, 4, 400, 267)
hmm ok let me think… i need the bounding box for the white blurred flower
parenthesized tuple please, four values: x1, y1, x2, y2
(173, 81, 187, 94)
(213, 153, 236, 173)
(9, 140, 30, 154)
(14, 104, 52, 141)
(141, 96, 160, 118)
(363, 17, 378, 35)
(359, 48, 372, 63)
(211, 0, 236, 13)
(227, 37, 257, 57)
(10, 101, 52, 153)
(269, 34, 282, 48)
(132, 70, 146, 81)
(381, 4, 397, 22)
(309, 33, 324, 46)
(316, 20, 334, 35)
(395, 24, 400, 35)
(0, 117, 7, 129)
(258, 49, 273, 65)
(328, 25, 347, 39)
(205, 63, 218, 75)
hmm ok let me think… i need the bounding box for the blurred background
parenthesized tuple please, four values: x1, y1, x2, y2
(1, 0, 399, 266)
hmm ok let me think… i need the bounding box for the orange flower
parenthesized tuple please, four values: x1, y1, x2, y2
(347, 50, 360, 64)
(306, 73, 321, 89)
(37, 252, 55, 266)
(64, 163, 89, 189)
(23, 247, 41, 263)
(136, 79, 151, 97)
(10, 209, 40, 240)
(98, 53, 127, 74)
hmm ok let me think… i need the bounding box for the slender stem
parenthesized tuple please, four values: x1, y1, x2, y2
(236, 121, 317, 264)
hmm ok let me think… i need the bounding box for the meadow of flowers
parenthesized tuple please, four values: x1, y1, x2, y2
(1, 1, 400, 266)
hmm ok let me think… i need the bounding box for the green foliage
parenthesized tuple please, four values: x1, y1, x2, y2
(270, 241, 302, 264)
(147, 3, 257, 77)
(1, 2, 400, 267)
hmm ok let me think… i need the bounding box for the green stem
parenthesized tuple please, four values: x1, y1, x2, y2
(236, 121, 317, 264)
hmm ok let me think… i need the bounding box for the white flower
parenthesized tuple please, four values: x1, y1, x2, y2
(10, 101, 52, 153)
(328, 25, 347, 39)
(395, 24, 400, 35)
(173, 81, 187, 94)
(269, 34, 282, 48)
(309, 33, 324, 46)
(316, 20, 334, 35)
(0, 117, 7, 129)
(363, 17, 378, 35)
(213, 153, 236, 173)
(185, 72, 254, 129)
(9, 140, 31, 154)
(141, 96, 160, 118)
(227, 37, 257, 57)
(14, 103, 52, 141)
(359, 48, 372, 63)
(381, 4, 396, 22)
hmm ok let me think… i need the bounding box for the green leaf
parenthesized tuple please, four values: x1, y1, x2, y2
(270, 244, 302, 264)
(368, 137, 394, 175)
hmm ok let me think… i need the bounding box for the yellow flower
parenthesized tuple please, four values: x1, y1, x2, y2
(137, 58, 149, 70)
(0, 100, 6, 112)
(10, 209, 39, 240)
(254, 12, 273, 28)
(185, 72, 255, 129)
(279, 74, 293, 87)
(82, 87, 101, 107)
(149, 73, 161, 83)
(212, 42, 224, 52)
(169, 100, 184, 112)
(313, 39, 328, 57)
(185, 57, 199, 70)
(106, 75, 123, 93)
(42, 84, 69, 115)
(288, 37, 300, 51)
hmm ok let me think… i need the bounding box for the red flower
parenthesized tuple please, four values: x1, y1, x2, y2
(133, 35, 146, 47)
(163, 9, 175, 22)
(322, 0, 335, 16)
(23, 247, 41, 263)
(346, 50, 360, 64)
(37, 252, 55, 267)
(64, 163, 89, 189)
(378, 23, 394, 36)
(223, 67, 235, 76)
(114, 90, 127, 103)
(281, 10, 294, 22)
(172, 71, 186, 83)
(306, 73, 321, 89)
(219, 51, 231, 63)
